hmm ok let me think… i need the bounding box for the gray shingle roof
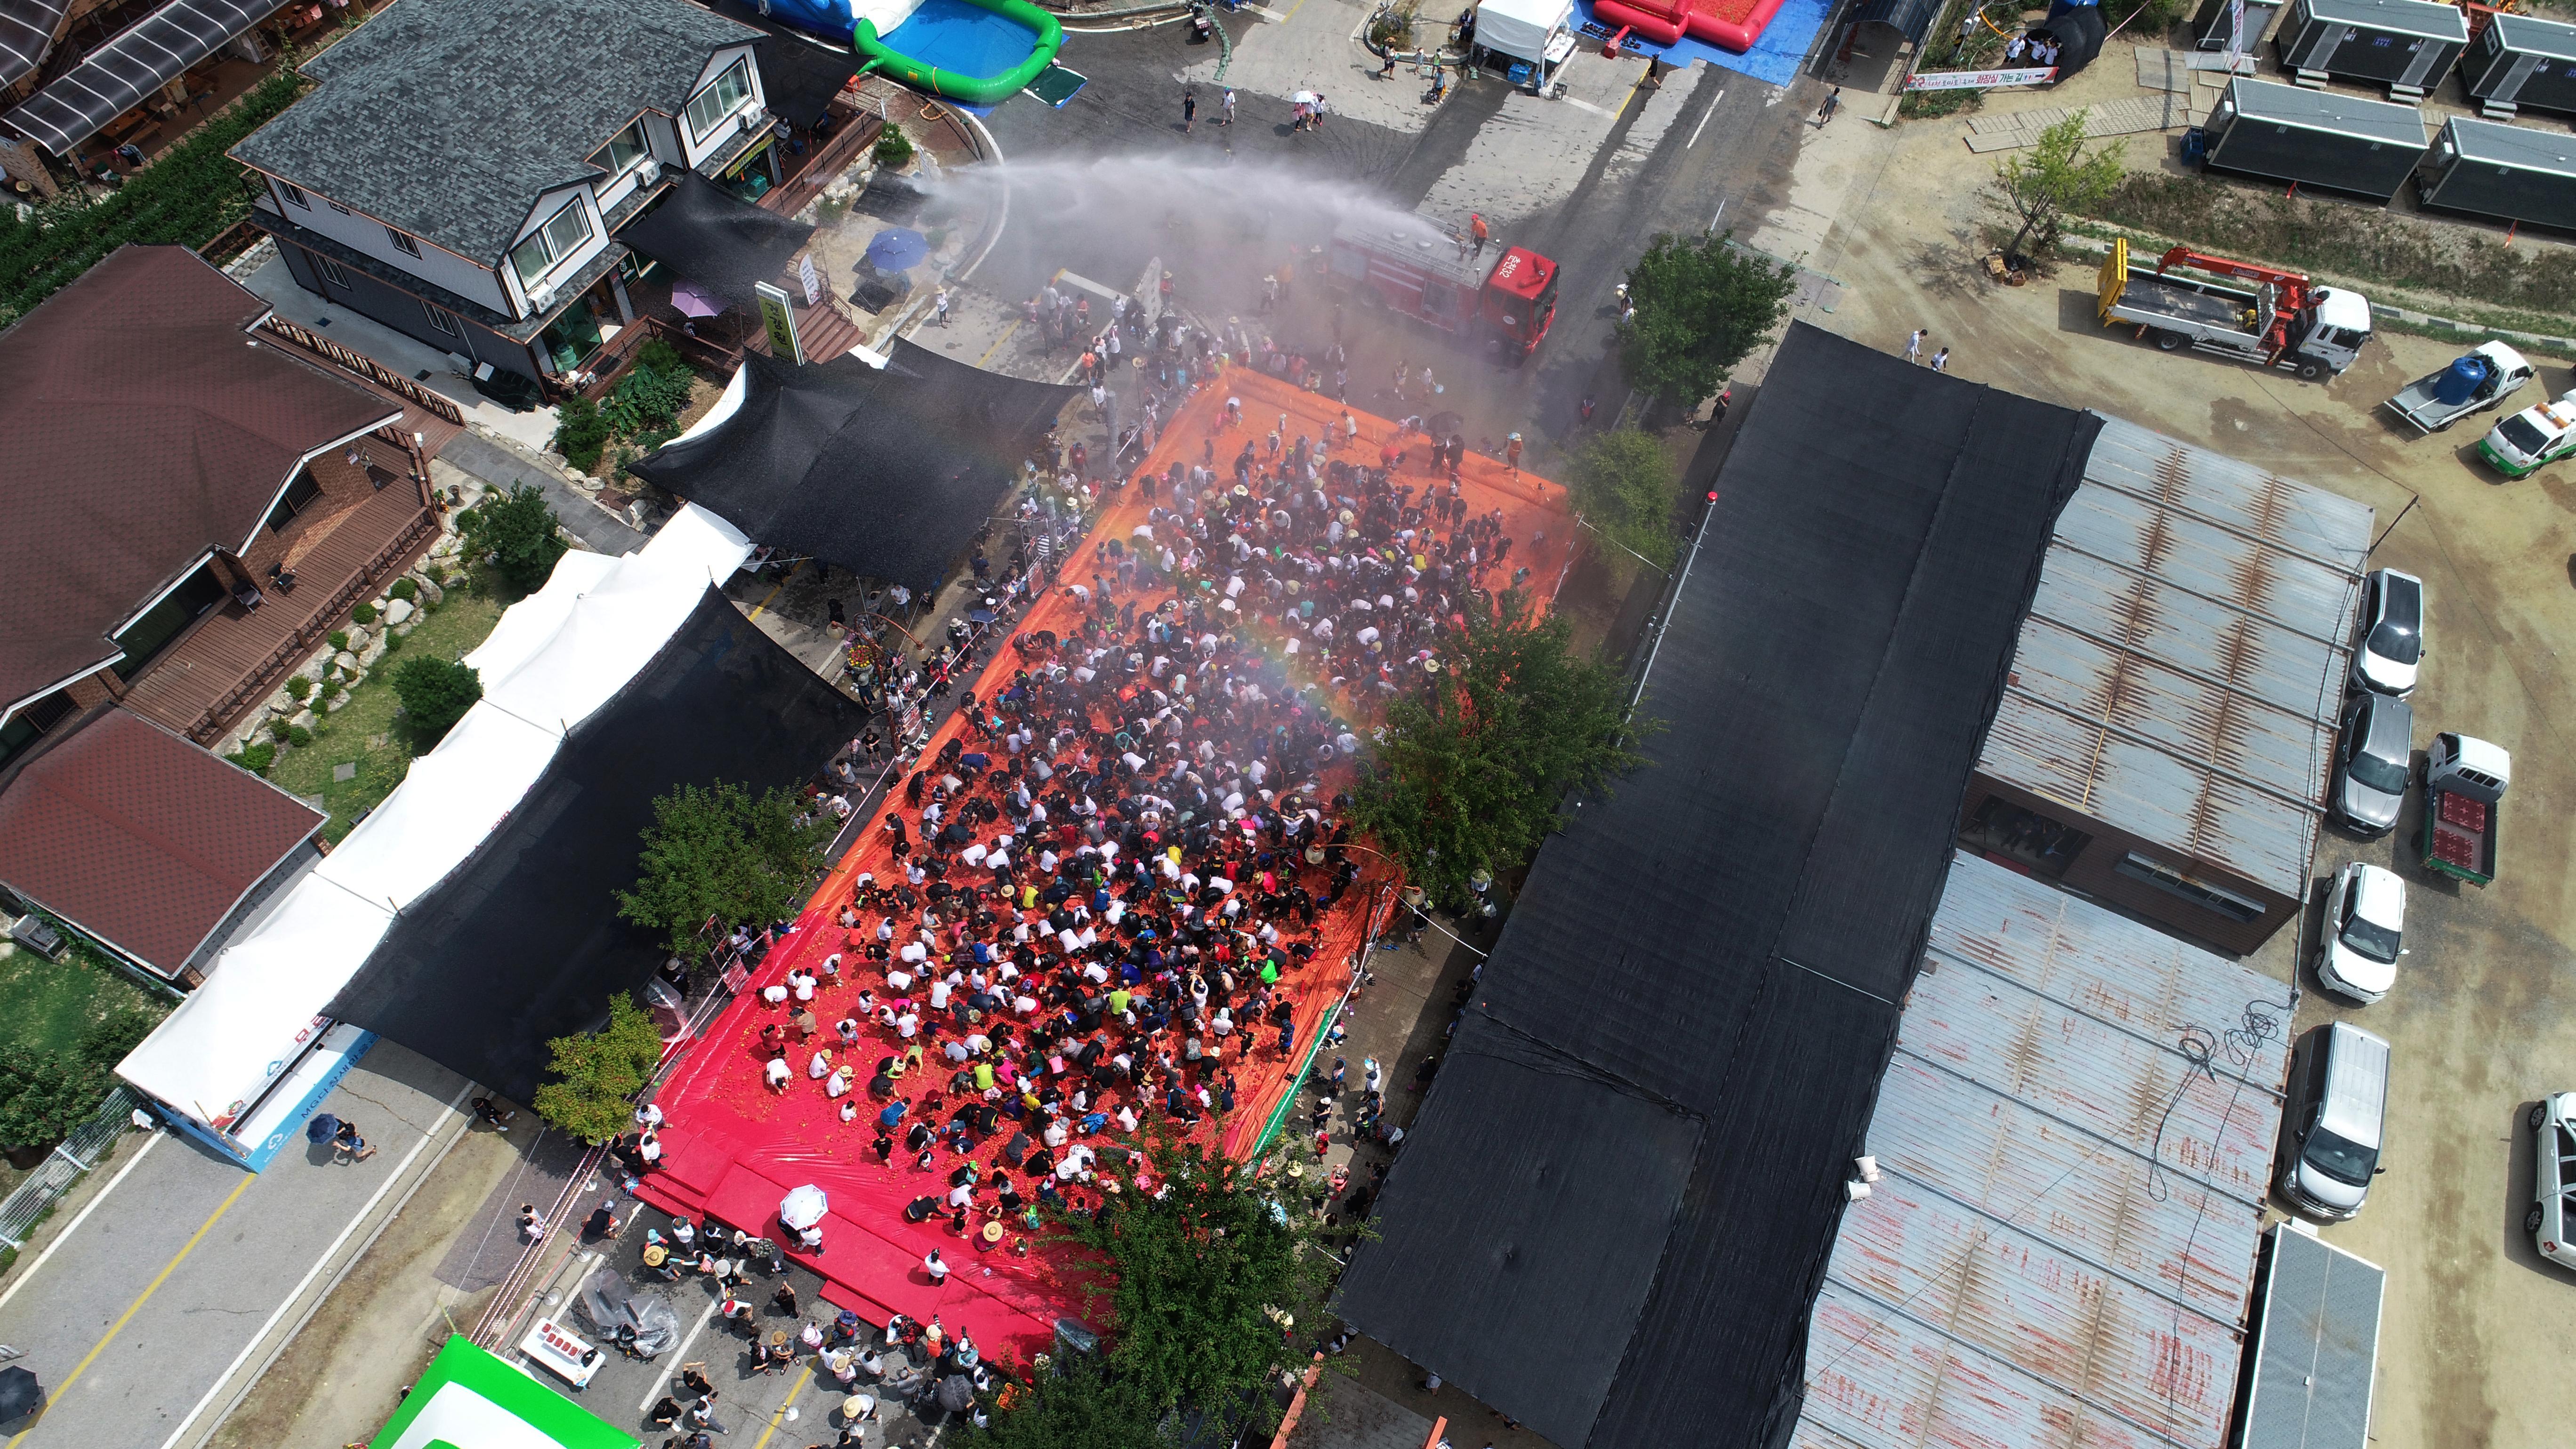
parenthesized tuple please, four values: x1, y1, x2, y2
(232, 0, 758, 264)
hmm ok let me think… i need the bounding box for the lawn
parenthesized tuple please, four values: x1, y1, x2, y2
(0, 938, 170, 1057)
(266, 571, 508, 842)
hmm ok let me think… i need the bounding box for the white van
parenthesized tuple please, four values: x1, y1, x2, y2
(2278, 1022, 2391, 1221)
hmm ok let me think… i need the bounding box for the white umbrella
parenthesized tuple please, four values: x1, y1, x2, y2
(1291, 90, 1320, 104)
(780, 1184, 829, 1231)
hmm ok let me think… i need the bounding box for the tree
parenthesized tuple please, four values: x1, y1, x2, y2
(1349, 590, 1653, 909)
(1566, 428, 1682, 569)
(0, 1046, 105, 1150)
(982, 1127, 1340, 1444)
(615, 780, 835, 958)
(80, 1003, 160, 1072)
(531, 994, 665, 1143)
(390, 655, 483, 745)
(459, 482, 569, 593)
(1989, 109, 2127, 259)
(1618, 231, 1798, 411)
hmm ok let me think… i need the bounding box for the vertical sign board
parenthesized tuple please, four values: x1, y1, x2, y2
(798, 252, 823, 306)
(756, 280, 805, 365)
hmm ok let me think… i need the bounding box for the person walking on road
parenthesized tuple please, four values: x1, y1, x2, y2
(1221, 88, 1236, 125)
(1815, 87, 1841, 127)
(1905, 328, 1925, 364)
(333, 1119, 376, 1160)
(1183, 89, 1197, 133)
(933, 286, 952, 327)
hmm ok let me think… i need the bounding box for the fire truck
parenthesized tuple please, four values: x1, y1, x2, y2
(1326, 213, 1561, 359)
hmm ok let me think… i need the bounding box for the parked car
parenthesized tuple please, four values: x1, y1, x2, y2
(2350, 568, 2424, 697)
(2331, 689, 2412, 836)
(2278, 1021, 2390, 1221)
(2529, 1093, 2576, 1269)
(2316, 861, 2406, 1004)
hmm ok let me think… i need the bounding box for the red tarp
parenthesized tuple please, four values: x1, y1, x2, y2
(636, 370, 1570, 1364)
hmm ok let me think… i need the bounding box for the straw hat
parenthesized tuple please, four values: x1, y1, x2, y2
(642, 1244, 668, 1266)
(982, 1221, 1006, 1243)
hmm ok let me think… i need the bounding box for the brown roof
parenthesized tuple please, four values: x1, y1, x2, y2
(0, 245, 402, 711)
(0, 707, 323, 976)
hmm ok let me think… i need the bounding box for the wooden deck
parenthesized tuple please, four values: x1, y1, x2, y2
(121, 478, 438, 743)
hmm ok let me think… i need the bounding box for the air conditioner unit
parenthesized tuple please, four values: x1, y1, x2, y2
(638, 158, 663, 184)
(9, 913, 66, 960)
(531, 282, 557, 311)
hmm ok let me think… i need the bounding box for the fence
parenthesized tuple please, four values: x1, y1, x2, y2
(0, 1087, 142, 1252)
(257, 314, 467, 425)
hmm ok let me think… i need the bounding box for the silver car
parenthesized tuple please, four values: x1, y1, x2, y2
(2331, 689, 2412, 836)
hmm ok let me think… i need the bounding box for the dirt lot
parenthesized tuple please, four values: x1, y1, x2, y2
(1771, 69, 2576, 1449)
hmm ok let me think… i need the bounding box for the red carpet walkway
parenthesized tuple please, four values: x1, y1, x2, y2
(636, 371, 1569, 1365)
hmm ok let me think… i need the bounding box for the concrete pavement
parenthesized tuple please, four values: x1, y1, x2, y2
(0, 1043, 468, 1449)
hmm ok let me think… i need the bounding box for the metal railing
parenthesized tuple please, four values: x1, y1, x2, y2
(0, 1088, 142, 1252)
(188, 506, 439, 741)
(258, 314, 467, 425)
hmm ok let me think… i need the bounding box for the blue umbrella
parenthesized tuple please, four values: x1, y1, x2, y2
(306, 1113, 341, 1144)
(864, 228, 929, 272)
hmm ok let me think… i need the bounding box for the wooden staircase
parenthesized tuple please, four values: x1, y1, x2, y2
(744, 252, 867, 363)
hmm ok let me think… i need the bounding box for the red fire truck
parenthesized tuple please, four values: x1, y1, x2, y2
(1326, 213, 1561, 359)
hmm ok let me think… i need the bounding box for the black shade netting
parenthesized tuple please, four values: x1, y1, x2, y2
(328, 588, 868, 1103)
(631, 339, 1079, 591)
(1331, 323, 2101, 1449)
(620, 172, 818, 307)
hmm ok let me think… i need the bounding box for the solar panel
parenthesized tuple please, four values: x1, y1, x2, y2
(0, 0, 273, 154)
(0, 0, 71, 91)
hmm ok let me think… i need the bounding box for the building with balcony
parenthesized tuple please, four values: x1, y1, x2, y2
(230, 0, 780, 391)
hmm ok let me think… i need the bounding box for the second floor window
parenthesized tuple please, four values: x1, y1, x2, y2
(593, 121, 649, 179)
(684, 57, 752, 142)
(509, 200, 593, 289)
(386, 226, 422, 258)
(278, 180, 310, 208)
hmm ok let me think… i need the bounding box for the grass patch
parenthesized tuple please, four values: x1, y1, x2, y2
(0, 937, 170, 1057)
(266, 576, 507, 841)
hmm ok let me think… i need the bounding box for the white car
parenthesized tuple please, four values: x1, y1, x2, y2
(2316, 861, 2406, 1004)
(2349, 568, 2423, 697)
(2529, 1093, 2576, 1269)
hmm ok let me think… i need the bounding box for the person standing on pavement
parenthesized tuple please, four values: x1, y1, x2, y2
(1905, 327, 1926, 364)
(1183, 89, 1198, 133)
(1221, 88, 1236, 125)
(1505, 433, 1523, 476)
(933, 286, 952, 326)
(1469, 212, 1488, 258)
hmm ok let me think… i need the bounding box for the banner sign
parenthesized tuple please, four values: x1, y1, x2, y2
(755, 280, 805, 365)
(1904, 65, 2060, 90)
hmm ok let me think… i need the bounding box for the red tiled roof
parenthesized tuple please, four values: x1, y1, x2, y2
(0, 245, 402, 711)
(0, 707, 323, 976)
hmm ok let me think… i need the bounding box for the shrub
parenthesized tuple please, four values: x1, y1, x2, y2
(351, 602, 378, 626)
(80, 1005, 158, 1072)
(388, 578, 418, 602)
(553, 395, 612, 472)
(392, 655, 483, 744)
(637, 337, 684, 377)
(0, 1046, 106, 1150)
(1568, 429, 1682, 569)
(380, 630, 404, 654)
(286, 676, 313, 701)
(874, 126, 916, 169)
(226, 742, 278, 776)
(604, 357, 692, 437)
(328, 630, 349, 653)
(269, 718, 295, 742)
(459, 483, 569, 593)
(319, 677, 344, 702)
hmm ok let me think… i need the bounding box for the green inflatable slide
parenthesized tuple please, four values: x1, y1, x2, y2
(854, 0, 1063, 108)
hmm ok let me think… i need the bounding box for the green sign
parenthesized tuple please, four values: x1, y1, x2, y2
(756, 280, 805, 365)
(369, 1336, 639, 1449)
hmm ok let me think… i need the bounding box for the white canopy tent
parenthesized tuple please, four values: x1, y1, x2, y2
(117, 505, 753, 1142)
(1475, 0, 1577, 70)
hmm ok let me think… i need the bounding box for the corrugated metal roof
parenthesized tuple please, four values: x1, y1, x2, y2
(1794, 853, 2293, 1449)
(1979, 415, 2371, 896)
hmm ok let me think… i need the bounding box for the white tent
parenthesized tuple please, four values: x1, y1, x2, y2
(116, 505, 752, 1140)
(1476, 0, 1577, 65)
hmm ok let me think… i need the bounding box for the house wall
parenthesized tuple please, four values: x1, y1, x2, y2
(1959, 774, 2300, 956)
(276, 238, 545, 384)
(267, 177, 513, 314)
(229, 446, 401, 584)
(497, 182, 609, 319)
(675, 42, 766, 168)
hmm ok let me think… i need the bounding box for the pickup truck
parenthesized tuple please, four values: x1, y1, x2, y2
(2383, 341, 2534, 434)
(2420, 732, 2508, 886)
(2476, 389, 2576, 479)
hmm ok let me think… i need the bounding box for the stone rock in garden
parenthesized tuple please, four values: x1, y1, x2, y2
(298, 653, 332, 683)
(357, 637, 388, 668)
(288, 708, 316, 731)
(326, 693, 352, 712)
(345, 625, 371, 652)
(410, 574, 445, 606)
(333, 651, 360, 674)
(395, 621, 418, 637)
(265, 688, 297, 716)
(384, 597, 416, 627)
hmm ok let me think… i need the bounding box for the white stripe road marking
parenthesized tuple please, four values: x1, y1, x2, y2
(154, 1081, 471, 1449)
(642, 1296, 726, 1413)
(0, 1130, 161, 1314)
(1561, 94, 1615, 117)
(1688, 89, 1724, 147)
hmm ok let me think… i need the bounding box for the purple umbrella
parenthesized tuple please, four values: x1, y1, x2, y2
(671, 281, 724, 318)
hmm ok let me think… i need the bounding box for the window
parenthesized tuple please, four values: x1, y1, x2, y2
(684, 56, 753, 141)
(316, 253, 351, 288)
(113, 566, 228, 681)
(278, 180, 309, 208)
(1959, 797, 2091, 880)
(0, 692, 74, 772)
(508, 200, 593, 288)
(2110, 852, 2266, 924)
(386, 225, 422, 258)
(265, 469, 323, 534)
(422, 301, 463, 337)
(592, 121, 650, 177)
(328, 200, 351, 215)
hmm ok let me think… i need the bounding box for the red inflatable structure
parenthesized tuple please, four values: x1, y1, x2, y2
(1594, 0, 1787, 51)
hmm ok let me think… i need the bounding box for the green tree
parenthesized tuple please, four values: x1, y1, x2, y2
(80, 1004, 160, 1072)
(531, 995, 665, 1143)
(615, 781, 835, 958)
(1566, 428, 1682, 569)
(1989, 109, 2127, 258)
(390, 655, 483, 745)
(0, 1046, 105, 1150)
(976, 1356, 1168, 1449)
(1618, 231, 1798, 411)
(1349, 590, 1653, 909)
(460, 482, 570, 593)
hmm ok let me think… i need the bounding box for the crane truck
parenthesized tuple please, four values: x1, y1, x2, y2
(2095, 239, 2373, 380)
